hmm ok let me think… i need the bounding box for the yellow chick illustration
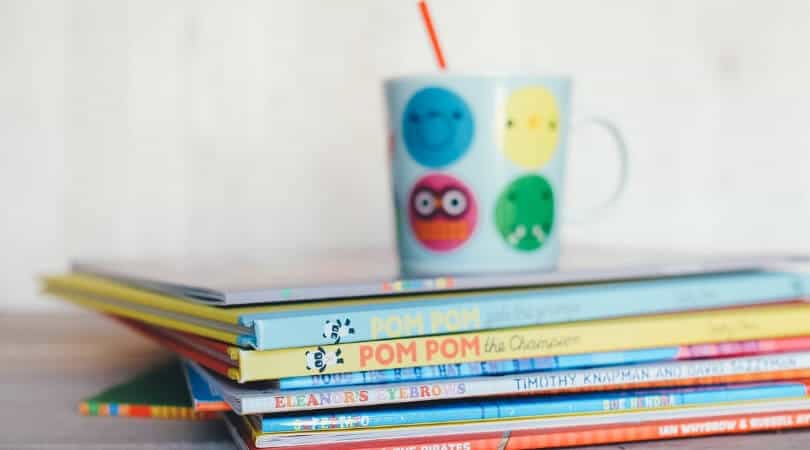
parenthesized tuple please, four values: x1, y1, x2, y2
(502, 87, 560, 169)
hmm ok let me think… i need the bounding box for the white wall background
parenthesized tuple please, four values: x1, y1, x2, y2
(2, 0, 810, 311)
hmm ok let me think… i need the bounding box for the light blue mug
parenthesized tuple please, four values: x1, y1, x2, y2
(384, 74, 628, 276)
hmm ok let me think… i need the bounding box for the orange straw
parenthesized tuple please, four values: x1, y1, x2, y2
(418, 1, 447, 70)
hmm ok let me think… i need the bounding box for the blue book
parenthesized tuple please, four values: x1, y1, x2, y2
(75, 252, 808, 305)
(238, 271, 809, 349)
(49, 270, 810, 350)
(181, 360, 228, 411)
(258, 381, 810, 433)
(279, 346, 682, 389)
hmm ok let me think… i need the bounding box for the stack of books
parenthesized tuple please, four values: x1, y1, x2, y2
(44, 253, 810, 449)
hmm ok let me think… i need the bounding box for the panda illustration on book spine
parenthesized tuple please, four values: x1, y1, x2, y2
(305, 346, 344, 373)
(322, 318, 355, 344)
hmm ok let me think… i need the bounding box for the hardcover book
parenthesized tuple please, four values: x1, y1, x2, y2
(109, 302, 810, 381)
(78, 360, 219, 420)
(186, 347, 810, 415)
(227, 398, 810, 448)
(44, 270, 810, 350)
(182, 359, 230, 412)
(280, 335, 810, 389)
(249, 381, 810, 433)
(71, 247, 806, 304)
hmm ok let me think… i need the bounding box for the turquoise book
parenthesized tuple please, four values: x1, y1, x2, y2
(257, 381, 810, 433)
(237, 271, 809, 349)
(49, 270, 810, 350)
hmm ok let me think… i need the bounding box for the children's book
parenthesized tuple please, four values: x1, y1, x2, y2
(78, 360, 219, 420)
(250, 381, 810, 433)
(44, 270, 810, 350)
(225, 401, 810, 450)
(110, 302, 810, 381)
(71, 247, 807, 304)
(187, 348, 810, 414)
(182, 359, 230, 412)
(280, 336, 810, 389)
(228, 398, 810, 448)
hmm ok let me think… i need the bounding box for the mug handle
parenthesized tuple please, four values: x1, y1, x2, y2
(564, 116, 629, 224)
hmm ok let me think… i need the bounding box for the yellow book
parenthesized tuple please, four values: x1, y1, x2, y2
(234, 303, 810, 381)
(43, 273, 474, 348)
(44, 273, 421, 323)
(50, 285, 810, 382)
(54, 291, 244, 344)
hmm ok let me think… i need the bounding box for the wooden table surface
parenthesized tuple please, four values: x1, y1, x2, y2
(1, 311, 809, 449)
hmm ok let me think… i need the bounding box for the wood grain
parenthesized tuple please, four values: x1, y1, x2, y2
(0, 311, 232, 449)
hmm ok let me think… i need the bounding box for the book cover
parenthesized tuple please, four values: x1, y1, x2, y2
(78, 360, 219, 420)
(229, 398, 810, 448)
(495, 408, 810, 449)
(281, 336, 810, 389)
(112, 302, 810, 381)
(181, 360, 229, 412)
(226, 405, 810, 450)
(188, 349, 810, 415)
(44, 270, 810, 350)
(254, 381, 810, 433)
(237, 303, 810, 380)
(72, 248, 803, 304)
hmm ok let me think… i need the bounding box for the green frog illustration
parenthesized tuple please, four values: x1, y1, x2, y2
(495, 175, 555, 251)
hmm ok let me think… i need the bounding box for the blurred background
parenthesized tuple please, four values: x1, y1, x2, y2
(2, 0, 810, 311)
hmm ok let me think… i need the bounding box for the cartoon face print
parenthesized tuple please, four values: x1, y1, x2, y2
(402, 87, 474, 168)
(502, 86, 560, 169)
(495, 175, 555, 251)
(322, 319, 355, 344)
(409, 173, 477, 252)
(305, 347, 344, 373)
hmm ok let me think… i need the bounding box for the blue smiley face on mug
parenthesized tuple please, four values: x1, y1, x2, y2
(402, 87, 474, 168)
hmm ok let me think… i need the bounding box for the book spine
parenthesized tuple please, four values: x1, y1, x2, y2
(258, 382, 810, 433)
(244, 352, 810, 414)
(499, 408, 810, 449)
(279, 348, 677, 389)
(58, 291, 242, 344)
(119, 317, 238, 379)
(235, 303, 810, 381)
(245, 272, 808, 350)
(338, 409, 810, 450)
(280, 337, 810, 389)
(78, 402, 217, 420)
(181, 361, 230, 412)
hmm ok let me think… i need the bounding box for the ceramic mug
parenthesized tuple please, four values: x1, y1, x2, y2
(384, 74, 628, 276)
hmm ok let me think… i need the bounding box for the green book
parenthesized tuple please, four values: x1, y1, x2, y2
(79, 360, 219, 420)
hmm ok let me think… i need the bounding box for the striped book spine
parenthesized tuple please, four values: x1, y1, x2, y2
(79, 401, 218, 420)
